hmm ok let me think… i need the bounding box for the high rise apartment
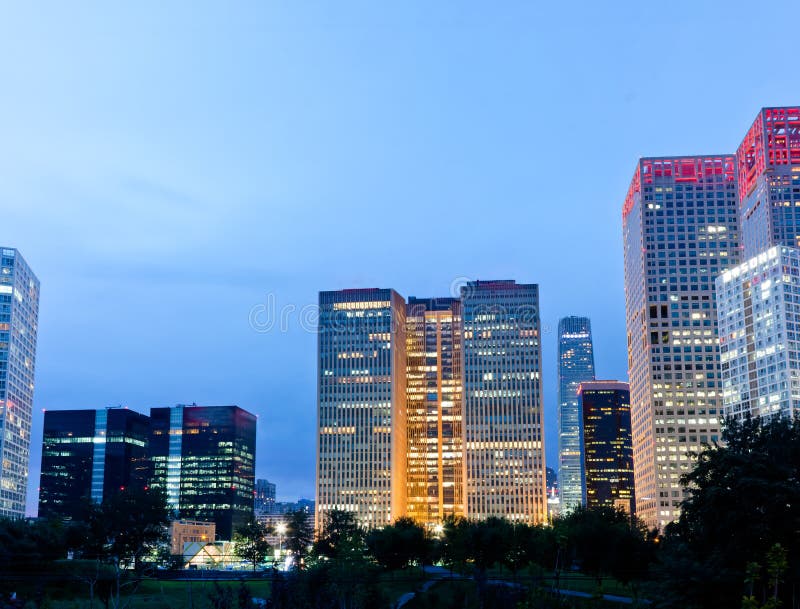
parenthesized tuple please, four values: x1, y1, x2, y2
(405, 296, 463, 528)
(578, 381, 635, 514)
(150, 404, 256, 540)
(38, 407, 150, 520)
(0, 248, 40, 518)
(461, 280, 546, 523)
(737, 107, 800, 258)
(557, 316, 595, 512)
(316, 289, 407, 530)
(623, 156, 740, 528)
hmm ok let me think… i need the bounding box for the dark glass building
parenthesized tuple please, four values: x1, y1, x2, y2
(578, 381, 635, 514)
(150, 404, 256, 540)
(38, 407, 150, 520)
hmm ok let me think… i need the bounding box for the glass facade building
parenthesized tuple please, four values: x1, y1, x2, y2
(623, 156, 740, 528)
(254, 478, 276, 514)
(461, 280, 546, 523)
(316, 289, 407, 530)
(150, 404, 256, 540)
(578, 381, 634, 514)
(717, 246, 800, 421)
(405, 296, 463, 528)
(0, 248, 40, 518)
(738, 107, 800, 258)
(556, 316, 595, 512)
(38, 407, 150, 520)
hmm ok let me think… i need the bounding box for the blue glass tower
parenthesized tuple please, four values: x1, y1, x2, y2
(557, 316, 595, 513)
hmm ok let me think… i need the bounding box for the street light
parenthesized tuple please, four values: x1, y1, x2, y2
(276, 523, 287, 557)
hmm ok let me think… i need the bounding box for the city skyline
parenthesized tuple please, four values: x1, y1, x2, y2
(4, 3, 800, 515)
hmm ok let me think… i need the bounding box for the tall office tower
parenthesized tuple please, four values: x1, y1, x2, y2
(316, 289, 407, 530)
(737, 107, 800, 258)
(578, 381, 635, 514)
(150, 404, 256, 540)
(461, 280, 546, 523)
(254, 478, 276, 514)
(717, 246, 800, 421)
(405, 297, 463, 528)
(557, 316, 595, 512)
(623, 156, 741, 528)
(38, 407, 150, 520)
(0, 248, 40, 518)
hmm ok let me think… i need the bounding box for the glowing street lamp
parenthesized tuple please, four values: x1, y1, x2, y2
(276, 523, 287, 556)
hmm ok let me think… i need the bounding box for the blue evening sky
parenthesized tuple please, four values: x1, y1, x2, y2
(2, 2, 798, 513)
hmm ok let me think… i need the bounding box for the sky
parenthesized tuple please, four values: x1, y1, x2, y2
(2, 1, 798, 513)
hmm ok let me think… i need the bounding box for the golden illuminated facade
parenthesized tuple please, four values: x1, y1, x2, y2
(317, 289, 407, 530)
(623, 156, 740, 529)
(405, 297, 463, 528)
(461, 280, 546, 524)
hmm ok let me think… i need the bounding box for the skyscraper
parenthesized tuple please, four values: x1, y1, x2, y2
(717, 246, 800, 421)
(38, 407, 151, 520)
(737, 107, 800, 258)
(316, 289, 407, 530)
(461, 280, 546, 523)
(623, 156, 741, 528)
(578, 381, 635, 514)
(254, 479, 276, 514)
(405, 296, 463, 528)
(150, 404, 256, 540)
(557, 316, 595, 512)
(0, 248, 40, 518)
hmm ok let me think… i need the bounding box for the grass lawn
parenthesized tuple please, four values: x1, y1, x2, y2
(405, 579, 633, 609)
(42, 578, 271, 609)
(376, 567, 428, 602)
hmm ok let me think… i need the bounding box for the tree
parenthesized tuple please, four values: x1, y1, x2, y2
(440, 516, 470, 574)
(103, 487, 170, 571)
(659, 416, 800, 608)
(233, 517, 273, 571)
(313, 509, 364, 560)
(365, 517, 428, 571)
(555, 506, 651, 589)
(285, 509, 314, 569)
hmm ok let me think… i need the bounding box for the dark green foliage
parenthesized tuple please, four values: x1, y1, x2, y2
(269, 562, 386, 609)
(657, 416, 800, 608)
(313, 509, 364, 560)
(554, 506, 653, 587)
(285, 509, 314, 569)
(233, 516, 273, 571)
(365, 516, 430, 571)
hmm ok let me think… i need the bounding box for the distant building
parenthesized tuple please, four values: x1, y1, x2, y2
(316, 289, 407, 530)
(545, 467, 558, 497)
(0, 248, 40, 518)
(623, 156, 739, 528)
(717, 246, 800, 420)
(545, 467, 560, 520)
(578, 381, 635, 514)
(150, 404, 257, 540)
(38, 407, 150, 520)
(737, 107, 800, 258)
(255, 479, 276, 514)
(169, 519, 216, 556)
(557, 316, 595, 512)
(405, 296, 464, 529)
(461, 280, 547, 524)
